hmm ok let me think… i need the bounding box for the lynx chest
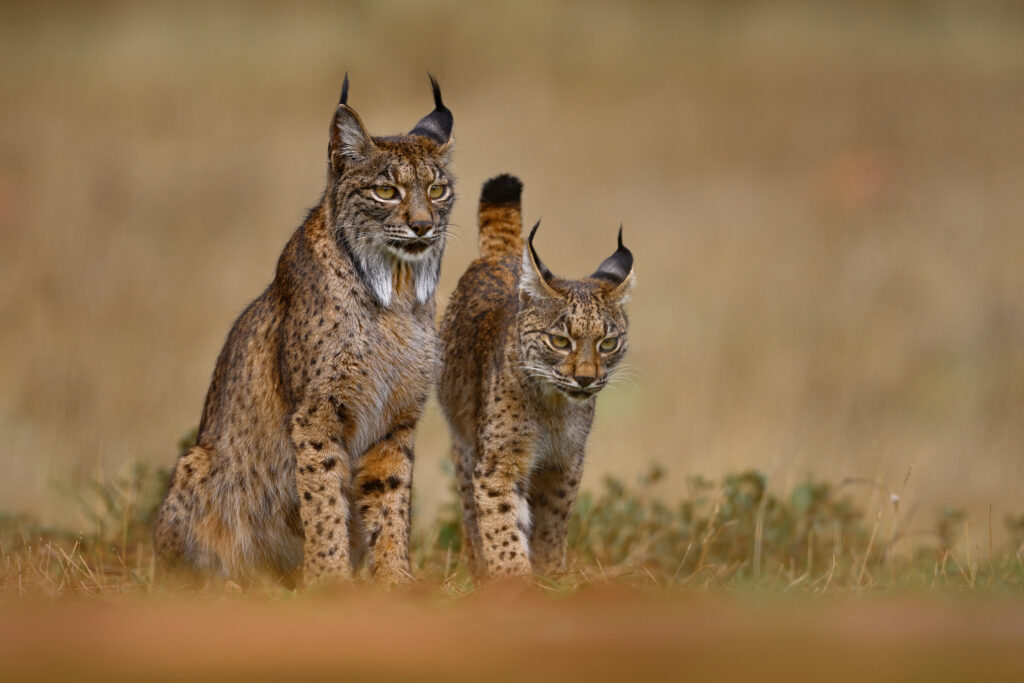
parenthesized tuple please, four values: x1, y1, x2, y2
(317, 298, 437, 459)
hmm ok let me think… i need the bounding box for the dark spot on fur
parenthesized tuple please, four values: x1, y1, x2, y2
(361, 479, 386, 495)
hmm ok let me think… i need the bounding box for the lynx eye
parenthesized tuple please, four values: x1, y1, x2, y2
(548, 334, 571, 350)
(599, 337, 620, 353)
(373, 185, 397, 200)
(428, 183, 446, 200)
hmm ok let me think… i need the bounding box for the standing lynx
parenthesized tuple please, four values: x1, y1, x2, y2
(438, 174, 634, 578)
(154, 75, 455, 587)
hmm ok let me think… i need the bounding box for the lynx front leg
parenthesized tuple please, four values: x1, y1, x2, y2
(528, 456, 584, 576)
(472, 432, 533, 578)
(291, 401, 352, 586)
(355, 422, 416, 585)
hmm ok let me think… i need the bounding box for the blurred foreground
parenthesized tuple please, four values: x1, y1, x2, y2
(3, 590, 1024, 682)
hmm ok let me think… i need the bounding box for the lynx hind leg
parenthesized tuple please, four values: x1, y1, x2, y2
(355, 423, 416, 586)
(528, 459, 584, 576)
(452, 442, 482, 577)
(154, 445, 211, 583)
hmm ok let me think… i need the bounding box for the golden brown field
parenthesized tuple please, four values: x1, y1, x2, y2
(2, 0, 1023, 679)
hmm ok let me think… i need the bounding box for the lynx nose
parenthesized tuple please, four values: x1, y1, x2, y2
(409, 220, 433, 237)
(574, 374, 596, 388)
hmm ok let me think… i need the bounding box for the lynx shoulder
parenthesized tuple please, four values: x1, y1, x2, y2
(154, 75, 455, 587)
(438, 174, 634, 578)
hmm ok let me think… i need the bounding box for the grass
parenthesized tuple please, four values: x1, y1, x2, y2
(3, 447, 1022, 601)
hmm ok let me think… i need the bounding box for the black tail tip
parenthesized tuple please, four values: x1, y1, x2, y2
(480, 174, 523, 206)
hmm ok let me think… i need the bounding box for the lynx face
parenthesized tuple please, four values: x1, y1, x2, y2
(327, 77, 454, 307)
(517, 225, 633, 401)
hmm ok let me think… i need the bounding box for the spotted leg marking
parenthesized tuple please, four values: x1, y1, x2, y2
(355, 422, 416, 585)
(528, 455, 584, 576)
(472, 429, 533, 578)
(453, 442, 483, 577)
(292, 399, 351, 586)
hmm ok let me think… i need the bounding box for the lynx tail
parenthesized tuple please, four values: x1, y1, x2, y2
(477, 173, 524, 259)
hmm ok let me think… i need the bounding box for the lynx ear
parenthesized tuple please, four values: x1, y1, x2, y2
(409, 74, 453, 149)
(520, 221, 561, 299)
(592, 226, 634, 300)
(329, 76, 375, 171)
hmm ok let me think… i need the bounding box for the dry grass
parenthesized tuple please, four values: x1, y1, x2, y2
(3, 458, 1023, 600)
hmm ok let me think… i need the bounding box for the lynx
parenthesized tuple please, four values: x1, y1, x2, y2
(438, 174, 634, 578)
(154, 75, 455, 587)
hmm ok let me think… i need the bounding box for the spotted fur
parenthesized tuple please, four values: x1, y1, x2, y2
(438, 174, 634, 578)
(154, 75, 455, 588)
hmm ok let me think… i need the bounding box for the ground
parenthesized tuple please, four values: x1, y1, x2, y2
(3, 590, 1024, 682)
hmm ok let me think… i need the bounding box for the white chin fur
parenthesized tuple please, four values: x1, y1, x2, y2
(387, 243, 435, 263)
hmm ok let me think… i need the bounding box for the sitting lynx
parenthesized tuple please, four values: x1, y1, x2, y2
(438, 174, 634, 578)
(154, 75, 455, 587)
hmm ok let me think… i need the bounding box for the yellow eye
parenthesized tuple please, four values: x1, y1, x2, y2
(374, 185, 397, 200)
(549, 334, 571, 350)
(428, 183, 446, 199)
(599, 337, 619, 352)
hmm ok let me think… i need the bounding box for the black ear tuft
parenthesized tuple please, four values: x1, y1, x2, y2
(338, 72, 350, 106)
(527, 221, 554, 283)
(409, 73, 453, 144)
(428, 73, 444, 109)
(480, 174, 522, 207)
(591, 225, 634, 285)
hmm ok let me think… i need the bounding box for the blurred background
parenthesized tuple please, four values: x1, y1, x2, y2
(1, 0, 1022, 542)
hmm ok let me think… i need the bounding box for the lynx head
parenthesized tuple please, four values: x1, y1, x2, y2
(517, 223, 634, 401)
(326, 74, 455, 307)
